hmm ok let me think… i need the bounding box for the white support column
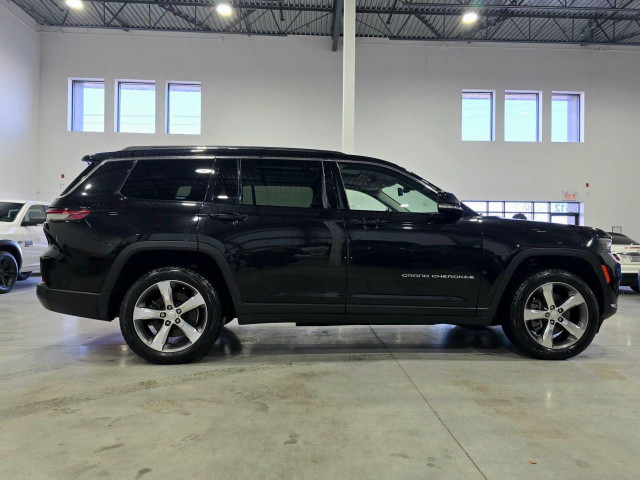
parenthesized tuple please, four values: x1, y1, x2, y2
(342, 0, 356, 154)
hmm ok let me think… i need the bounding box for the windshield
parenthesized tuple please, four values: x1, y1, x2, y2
(610, 233, 640, 245)
(0, 202, 25, 223)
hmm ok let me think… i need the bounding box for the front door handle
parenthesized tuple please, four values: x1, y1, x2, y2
(349, 218, 387, 228)
(209, 213, 248, 224)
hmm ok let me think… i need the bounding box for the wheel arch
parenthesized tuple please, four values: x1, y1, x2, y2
(0, 240, 22, 271)
(486, 249, 606, 322)
(102, 241, 242, 320)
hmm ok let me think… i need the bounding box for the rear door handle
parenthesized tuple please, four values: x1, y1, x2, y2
(349, 218, 387, 228)
(209, 213, 248, 224)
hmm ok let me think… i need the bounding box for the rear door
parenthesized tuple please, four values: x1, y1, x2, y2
(336, 160, 483, 317)
(198, 157, 347, 316)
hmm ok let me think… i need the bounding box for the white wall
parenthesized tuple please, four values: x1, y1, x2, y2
(0, 1, 40, 199)
(34, 27, 640, 238)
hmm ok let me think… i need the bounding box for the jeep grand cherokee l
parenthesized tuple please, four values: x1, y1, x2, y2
(37, 147, 620, 364)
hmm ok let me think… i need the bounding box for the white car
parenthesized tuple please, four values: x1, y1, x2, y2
(0, 200, 49, 293)
(611, 232, 640, 292)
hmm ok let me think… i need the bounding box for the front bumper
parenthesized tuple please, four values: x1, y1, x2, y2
(37, 283, 111, 321)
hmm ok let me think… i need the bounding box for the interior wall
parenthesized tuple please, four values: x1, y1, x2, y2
(0, 2, 40, 200)
(36, 28, 640, 238)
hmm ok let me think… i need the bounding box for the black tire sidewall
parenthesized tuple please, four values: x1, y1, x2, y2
(120, 268, 222, 364)
(506, 270, 599, 360)
(0, 252, 18, 294)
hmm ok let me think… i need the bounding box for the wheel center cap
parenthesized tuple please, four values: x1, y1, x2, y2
(166, 310, 177, 322)
(549, 311, 561, 321)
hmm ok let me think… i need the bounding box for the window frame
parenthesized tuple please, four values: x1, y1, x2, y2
(461, 89, 496, 142)
(68, 78, 105, 133)
(551, 91, 584, 143)
(504, 90, 542, 142)
(166, 81, 202, 135)
(335, 160, 440, 215)
(115, 79, 157, 134)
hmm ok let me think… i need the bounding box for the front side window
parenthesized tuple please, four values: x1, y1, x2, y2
(0, 203, 25, 223)
(338, 163, 438, 214)
(240, 159, 324, 209)
(69, 79, 105, 132)
(120, 159, 213, 202)
(117, 81, 156, 133)
(505, 91, 541, 142)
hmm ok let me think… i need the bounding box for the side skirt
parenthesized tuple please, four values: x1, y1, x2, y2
(238, 313, 494, 326)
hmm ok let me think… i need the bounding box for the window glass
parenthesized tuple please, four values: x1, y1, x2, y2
(24, 205, 46, 224)
(461, 91, 494, 141)
(167, 83, 201, 135)
(241, 159, 323, 209)
(0, 203, 25, 223)
(505, 92, 540, 142)
(552, 93, 581, 142)
(339, 163, 437, 213)
(117, 81, 156, 133)
(121, 159, 213, 202)
(209, 158, 239, 204)
(70, 80, 104, 132)
(78, 160, 134, 196)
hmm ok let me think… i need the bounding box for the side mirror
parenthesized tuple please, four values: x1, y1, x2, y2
(21, 220, 42, 227)
(437, 191, 464, 218)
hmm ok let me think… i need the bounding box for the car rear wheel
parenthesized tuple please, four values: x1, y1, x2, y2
(120, 267, 223, 364)
(502, 269, 599, 360)
(0, 252, 18, 294)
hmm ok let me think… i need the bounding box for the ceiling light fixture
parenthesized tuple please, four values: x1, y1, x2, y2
(216, 2, 233, 16)
(461, 11, 479, 24)
(65, 0, 84, 9)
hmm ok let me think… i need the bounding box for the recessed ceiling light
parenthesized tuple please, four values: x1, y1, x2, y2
(216, 2, 233, 16)
(65, 0, 84, 10)
(462, 11, 479, 24)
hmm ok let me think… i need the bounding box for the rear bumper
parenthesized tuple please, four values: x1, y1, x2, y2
(36, 283, 111, 321)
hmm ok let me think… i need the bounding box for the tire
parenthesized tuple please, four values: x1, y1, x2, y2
(223, 315, 235, 325)
(17, 272, 31, 281)
(631, 285, 639, 293)
(0, 252, 19, 294)
(119, 267, 223, 364)
(502, 269, 599, 360)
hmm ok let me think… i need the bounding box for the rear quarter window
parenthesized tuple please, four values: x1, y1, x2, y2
(120, 159, 213, 202)
(69, 160, 134, 199)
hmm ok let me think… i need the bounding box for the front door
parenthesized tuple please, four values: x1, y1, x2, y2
(198, 157, 347, 316)
(21, 204, 48, 272)
(335, 161, 483, 317)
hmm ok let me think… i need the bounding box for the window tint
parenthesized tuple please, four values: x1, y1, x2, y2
(121, 159, 213, 202)
(78, 160, 134, 196)
(24, 205, 46, 224)
(240, 159, 323, 209)
(338, 163, 437, 213)
(209, 158, 240, 204)
(61, 163, 97, 196)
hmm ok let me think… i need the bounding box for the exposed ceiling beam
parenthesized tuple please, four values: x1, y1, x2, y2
(331, 0, 344, 51)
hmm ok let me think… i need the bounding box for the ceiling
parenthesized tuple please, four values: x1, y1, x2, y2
(12, 0, 640, 49)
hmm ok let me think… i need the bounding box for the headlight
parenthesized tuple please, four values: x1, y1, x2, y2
(598, 237, 612, 253)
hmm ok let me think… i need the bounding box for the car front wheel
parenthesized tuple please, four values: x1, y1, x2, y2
(502, 269, 599, 360)
(119, 267, 223, 364)
(0, 252, 18, 294)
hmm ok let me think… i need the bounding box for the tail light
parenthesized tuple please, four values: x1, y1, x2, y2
(46, 208, 91, 221)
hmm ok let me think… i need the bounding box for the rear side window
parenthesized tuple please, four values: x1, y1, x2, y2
(240, 159, 323, 209)
(121, 159, 213, 202)
(61, 163, 97, 196)
(76, 160, 134, 197)
(209, 158, 240, 204)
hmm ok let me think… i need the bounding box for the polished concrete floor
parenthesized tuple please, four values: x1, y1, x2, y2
(1, 277, 639, 479)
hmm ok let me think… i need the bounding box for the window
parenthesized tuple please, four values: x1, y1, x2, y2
(209, 158, 240, 204)
(69, 80, 104, 132)
(73, 160, 134, 197)
(552, 93, 582, 143)
(461, 91, 494, 141)
(167, 83, 201, 135)
(23, 205, 46, 225)
(505, 91, 541, 142)
(116, 81, 156, 133)
(240, 159, 323, 209)
(0, 203, 24, 223)
(120, 159, 213, 202)
(339, 163, 438, 213)
(463, 200, 582, 225)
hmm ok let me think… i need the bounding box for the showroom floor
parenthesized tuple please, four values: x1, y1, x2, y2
(1, 278, 639, 480)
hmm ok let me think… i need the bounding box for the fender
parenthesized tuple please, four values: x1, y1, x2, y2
(479, 247, 606, 317)
(100, 240, 244, 316)
(0, 239, 22, 270)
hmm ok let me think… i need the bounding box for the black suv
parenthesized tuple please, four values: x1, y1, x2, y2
(37, 147, 620, 364)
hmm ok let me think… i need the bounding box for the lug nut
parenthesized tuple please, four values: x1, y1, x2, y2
(167, 305, 173, 310)
(175, 318, 181, 324)
(160, 312, 166, 318)
(176, 309, 182, 314)
(558, 308, 563, 313)
(550, 320, 555, 325)
(165, 320, 171, 326)
(550, 305, 555, 310)
(545, 312, 550, 318)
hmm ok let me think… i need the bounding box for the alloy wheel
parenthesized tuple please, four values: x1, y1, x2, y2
(0, 257, 17, 289)
(523, 281, 589, 350)
(132, 280, 208, 352)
